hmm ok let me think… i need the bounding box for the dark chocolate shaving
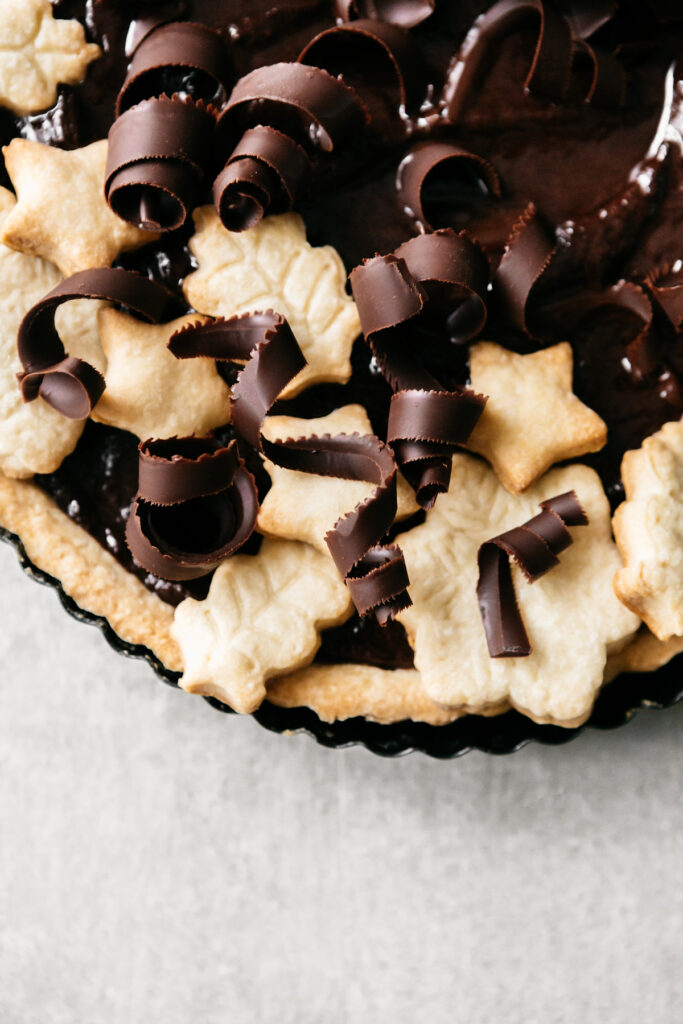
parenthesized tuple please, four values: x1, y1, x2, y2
(17, 268, 183, 420)
(350, 231, 489, 509)
(106, 94, 217, 231)
(492, 203, 556, 336)
(572, 38, 626, 108)
(298, 18, 426, 112)
(397, 141, 502, 233)
(212, 125, 310, 231)
(126, 437, 259, 581)
(116, 21, 233, 115)
(477, 490, 588, 658)
(334, 0, 434, 28)
(170, 311, 411, 623)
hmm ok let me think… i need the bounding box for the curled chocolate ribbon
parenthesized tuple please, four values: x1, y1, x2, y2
(477, 491, 588, 658)
(106, 94, 217, 231)
(492, 203, 556, 336)
(397, 141, 502, 232)
(335, 0, 435, 28)
(443, 0, 624, 124)
(170, 311, 411, 623)
(350, 231, 489, 508)
(17, 268, 183, 420)
(117, 21, 233, 115)
(126, 437, 259, 581)
(299, 18, 426, 113)
(213, 62, 365, 231)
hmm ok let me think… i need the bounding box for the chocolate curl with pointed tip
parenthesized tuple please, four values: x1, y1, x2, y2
(444, 0, 574, 125)
(397, 141, 502, 232)
(350, 231, 489, 509)
(492, 203, 556, 337)
(299, 18, 427, 113)
(213, 125, 309, 232)
(117, 21, 233, 115)
(477, 490, 588, 657)
(335, 0, 435, 28)
(170, 311, 411, 623)
(572, 38, 625, 108)
(126, 437, 259, 581)
(17, 268, 184, 420)
(106, 94, 217, 231)
(647, 264, 683, 338)
(213, 62, 365, 232)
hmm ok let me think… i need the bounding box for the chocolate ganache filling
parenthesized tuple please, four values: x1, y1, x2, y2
(17, 1, 683, 671)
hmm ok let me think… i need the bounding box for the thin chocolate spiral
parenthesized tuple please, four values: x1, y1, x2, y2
(477, 491, 588, 657)
(168, 311, 411, 623)
(443, 0, 624, 124)
(213, 62, 365, 232)
(350, 231, 489, 509)
(17, 268, 184, 420)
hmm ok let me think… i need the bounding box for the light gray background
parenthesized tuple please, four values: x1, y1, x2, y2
(0, 541, 681, 1024)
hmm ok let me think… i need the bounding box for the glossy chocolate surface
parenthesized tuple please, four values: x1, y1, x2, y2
(16, 1, 683, 668)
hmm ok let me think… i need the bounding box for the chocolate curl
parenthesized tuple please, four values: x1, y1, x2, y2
(117, 21, 233, 115)
(299, 18, 426, 112)
(648, 264, 683, 338)
(105, 94, 217, 231)
(170, 311, 411, 623)
(477, 491, 588, 657)
(17, 268, 183, 420)
(126, 437, 259, 581)
(397, 141, 502, 232)
(572, 39, 625, 108)
(212, 125, 309, 232)
(492, 204, 556, 336)
(350, 231, 489, 509)
(217, 63, 366, 155)
(334, 0, 435, 29)
(444, 0, 574, 125)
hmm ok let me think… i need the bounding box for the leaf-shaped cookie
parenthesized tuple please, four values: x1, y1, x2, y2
(0, 0, 100, 115)
(183, 209, 360, 396)
(172, 538, 353, 713)
(0, 187, 104, 478)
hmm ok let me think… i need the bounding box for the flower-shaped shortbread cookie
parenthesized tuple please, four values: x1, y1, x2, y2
(2, 139, 154, 275)
(0, 0, 100, 115)
(0, 187, 103, 477)
(173, 538, 353, 713)
(396, 455, 639, 725)
(613, 418, 683, 641)
(183, 209, 360, 396)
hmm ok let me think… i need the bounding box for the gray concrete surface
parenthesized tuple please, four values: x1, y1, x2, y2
(0, 540, 681, 1024)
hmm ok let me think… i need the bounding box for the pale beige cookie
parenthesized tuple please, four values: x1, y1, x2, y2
(267, 664, 465, 725)
(605, 624, 683, 682)
(172, 538, 353, 714)
(396, 455, 640, 726)
(613, 419, 683, 641)
(92, 309, 230, 440)
(183, 209, 359, 396)
(465, 341, 607, 493)
(1, 139, 155, 275)
(0, 0, 100, 115)
(0, 186, 104, 478)
(258, 405, 418, 551)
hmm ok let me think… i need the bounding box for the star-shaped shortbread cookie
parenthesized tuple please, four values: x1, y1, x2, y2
(92, 309, 230, 440)
(172, 538, 353, 713)
(1, 139, 155, 275)
(258, 405, 419, 551)
(396, 455, 639, 726)
(183, 209, 360, 396)
(0, 187, 103, 477)
(0, 0, 100, 115)
(465, 341, 607, 492)
(613, 419, 683, 641)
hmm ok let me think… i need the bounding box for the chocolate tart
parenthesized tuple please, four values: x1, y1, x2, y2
(0, 0, 682, 753)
